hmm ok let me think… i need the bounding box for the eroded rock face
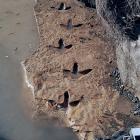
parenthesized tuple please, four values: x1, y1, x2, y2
(96, 0, 140, 97)
(96, 0, 140, 40)
(78, 0, 96, 8)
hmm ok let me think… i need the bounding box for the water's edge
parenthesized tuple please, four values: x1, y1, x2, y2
(21, 61, 35, 99)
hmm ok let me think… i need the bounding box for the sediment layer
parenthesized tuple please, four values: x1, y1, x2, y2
(23, 0, 140, 139)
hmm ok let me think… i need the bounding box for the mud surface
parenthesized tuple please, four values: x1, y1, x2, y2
(22, 0, 140, 139)
(0, 0, 77, 139)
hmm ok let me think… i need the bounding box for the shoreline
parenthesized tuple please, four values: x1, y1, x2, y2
(20, 0, 40, 100)
(21, 61, 35, 99)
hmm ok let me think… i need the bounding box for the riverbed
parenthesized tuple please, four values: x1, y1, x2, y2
(0, 0, 77, 139)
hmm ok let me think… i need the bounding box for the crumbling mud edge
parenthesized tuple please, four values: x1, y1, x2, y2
(21, 61, 35, 99)
(20, 0, 40, 100)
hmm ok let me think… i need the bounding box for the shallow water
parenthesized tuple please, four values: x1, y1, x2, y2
(0, 0, 77, 140)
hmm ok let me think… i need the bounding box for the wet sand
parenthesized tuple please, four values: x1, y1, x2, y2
(0, 0, 77, 139)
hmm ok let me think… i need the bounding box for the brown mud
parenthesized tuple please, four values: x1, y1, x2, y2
(23, 0, 140, 139)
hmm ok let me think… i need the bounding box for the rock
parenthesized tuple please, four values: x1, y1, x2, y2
(78, 0, 96, 8)
(132, 96, 139, 104)
(58, 38, 65, 49)
(112, 130, 126, 139)
(58, 2, 66, 10)
(58, 2, 71, 11)
(67, 19, 73, 30)
(96, 0, 140, 98)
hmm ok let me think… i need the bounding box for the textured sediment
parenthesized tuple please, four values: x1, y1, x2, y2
(22, 0, 140, 139)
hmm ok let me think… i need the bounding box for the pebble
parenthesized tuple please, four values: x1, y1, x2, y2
(111, 68, 140, 116)
(132, 96, 139, 104)
(111, 68, 120, 78)
(112, 130, 126, 139)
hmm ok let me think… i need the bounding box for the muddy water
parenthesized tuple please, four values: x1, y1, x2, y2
(0, 0, 77, 140)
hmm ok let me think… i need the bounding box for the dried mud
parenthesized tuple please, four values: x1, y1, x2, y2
(22, 0, 140, 139)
